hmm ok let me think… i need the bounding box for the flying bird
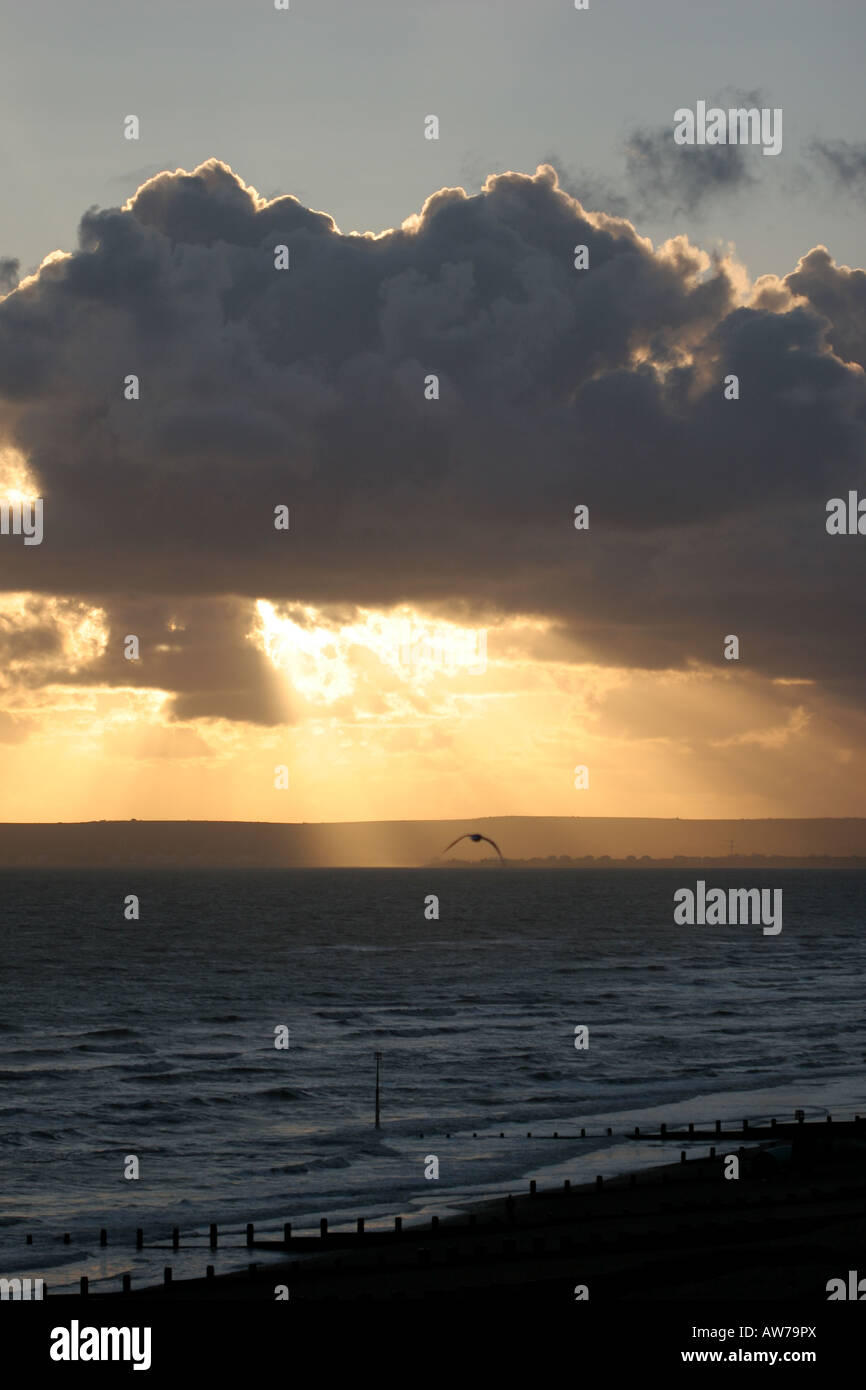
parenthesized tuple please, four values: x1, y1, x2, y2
(441, 832, 504, 863)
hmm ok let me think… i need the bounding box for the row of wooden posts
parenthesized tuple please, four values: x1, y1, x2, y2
(427, 1111, 855, 1140)
(24, 1112, 862, 1295)
(38, 1143, 802, 1298)
(29, 1110, 860, 1251)
(27, 1110, 860, 1256)
(34, 1142, 768, 1297)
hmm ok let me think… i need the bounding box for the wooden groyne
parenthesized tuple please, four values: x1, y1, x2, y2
(625, 1115, 866, 1143)
(15, 1114, 864, 1297)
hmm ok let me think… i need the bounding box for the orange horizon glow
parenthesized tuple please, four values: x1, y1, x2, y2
(0, 588, 861, 823)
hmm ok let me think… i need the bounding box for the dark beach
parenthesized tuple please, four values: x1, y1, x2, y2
(85, 1119, 866, 1303)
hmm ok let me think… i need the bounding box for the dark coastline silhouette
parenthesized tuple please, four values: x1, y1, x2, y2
(3, 817, 866, 867)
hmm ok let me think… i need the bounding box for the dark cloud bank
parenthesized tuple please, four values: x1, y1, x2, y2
(0, 160, 864, 722)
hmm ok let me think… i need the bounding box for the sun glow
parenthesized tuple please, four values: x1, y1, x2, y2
(0, 446, 39, 500)
(253, 600, 494, 705)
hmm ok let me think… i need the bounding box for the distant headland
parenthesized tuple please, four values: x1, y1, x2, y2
(1, 817, 866, 869)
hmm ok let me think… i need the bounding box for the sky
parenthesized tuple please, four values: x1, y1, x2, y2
(1, 0, 865, 824)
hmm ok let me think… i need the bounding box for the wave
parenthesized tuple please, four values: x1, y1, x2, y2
(252, 1086, 306, 1101)
(79, 1027, 138, 1039)
(0, 1068, 60, 1081)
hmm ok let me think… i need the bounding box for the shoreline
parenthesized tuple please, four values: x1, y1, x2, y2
(23, 1105, 866, 1297)
(81, 1120, 866, 1302)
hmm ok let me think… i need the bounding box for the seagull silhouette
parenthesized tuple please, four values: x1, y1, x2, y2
(441, 832, 504, 863)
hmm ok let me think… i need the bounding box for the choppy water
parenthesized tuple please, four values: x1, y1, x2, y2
(1, 868, 864, 1292)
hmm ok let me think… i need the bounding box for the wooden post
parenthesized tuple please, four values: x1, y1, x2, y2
(99, 1228, 107, 1247)
(136, 1228, 143, 1249)
(122, 1273, 131, 1294)
(80, 1276, 88, 1295)
(172, 1226, 180, 1251)
(246, 1222, 254, 1248)
(394, 1216, 402, 1233)
(320, 1218, 328, 1238)
(164, 1267, 172, 1287)
(206, 1265, 214, 1280)
(356, 1217, 365, 1235)
(209, 1223, 218, 1248)
(283, 1222, 292, 1244)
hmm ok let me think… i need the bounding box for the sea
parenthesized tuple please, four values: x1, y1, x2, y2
(1, 868, 864, 1293)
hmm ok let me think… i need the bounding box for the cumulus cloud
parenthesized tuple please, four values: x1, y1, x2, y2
(0, 258, 19, 295)
(784, 246, 866, 368)
(536, 156, 631, 221)
(0, 158, 864, 723)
